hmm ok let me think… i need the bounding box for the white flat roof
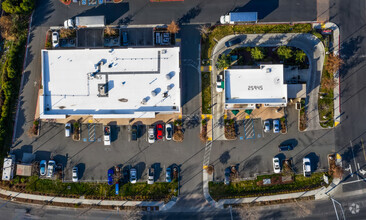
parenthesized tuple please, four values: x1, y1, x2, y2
(40, 47, 180, 118)
(2, 156, 14, 181)
(225, 65, 287, 105)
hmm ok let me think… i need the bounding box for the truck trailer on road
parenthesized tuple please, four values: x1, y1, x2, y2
(220, 12, 258, 24)
(64, 16, 105, 29)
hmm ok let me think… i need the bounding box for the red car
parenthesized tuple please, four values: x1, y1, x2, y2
(156, 124, 163, 139)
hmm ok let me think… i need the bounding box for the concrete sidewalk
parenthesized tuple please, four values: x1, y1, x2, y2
(0, 188, 177, 210)
(313, 22, 341, 128)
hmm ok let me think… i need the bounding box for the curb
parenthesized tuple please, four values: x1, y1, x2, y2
(0, 188, 177, 210)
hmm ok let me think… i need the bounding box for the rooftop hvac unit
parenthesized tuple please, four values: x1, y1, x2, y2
(162, 49, 167, 54)
(151, 91, 157, 97)
(266, 68, 272, 73)
(118, 98, 128, 102)
(141, 97, 149, 105)
(163, 92, 168, 98)
(166, 74, 171, 80)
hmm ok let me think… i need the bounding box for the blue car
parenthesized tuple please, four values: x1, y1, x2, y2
(108, 168, 114, 185)
(166, 168, 172, 183)
(40, 160, 47, 176)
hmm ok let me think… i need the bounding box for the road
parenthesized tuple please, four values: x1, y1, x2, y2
(330, 0, 366, 192)
(0, 192, 366, 219)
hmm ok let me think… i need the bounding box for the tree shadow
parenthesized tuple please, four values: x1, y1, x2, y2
(219, 151, 231, 164)
(32, 0, 55, 27)
(178, 5, 202, 25)
(34, 150, 51, 161)
(135, 161, 146, 181)
(76, 163, 85, 179)
(152, 162, 161, 181)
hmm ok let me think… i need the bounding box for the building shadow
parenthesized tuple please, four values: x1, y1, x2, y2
(76, 3, 129, 24)
(232, 0, 279, 20)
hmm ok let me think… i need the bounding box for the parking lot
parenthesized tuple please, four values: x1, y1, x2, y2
(121, 28, 154, 47)
(13, 121, 198, 183)
(210, 106, 335, 182)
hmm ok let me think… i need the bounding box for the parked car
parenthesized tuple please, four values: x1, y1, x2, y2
(52, 32, 59, 48)
(166, 167, 172, 183)
(172, 166, 178, 180)
(40, 160, 47, 176)
(224, 167, 231, 185)
(273, 119, 280, 133)
(72, 166, 78, 182)
(278, 144, 294, 152)
(122, 31, 128, 46)
(166, 123, 173, 140)
(108, 168, 114, 185)
(216, 75, 223, 92)
(147, 168, 154, 185)
(130, 168, 137, 184)
(303, 157, 311, 177)
(225, 38, 241, 47)
(156, 124, 163, 140)
(46, 160, 56, 178)
(104, 126, 111, 145)
(148, 127, 155, 144)
(263, 120, 270, 133)
(65, 123, 71, 137)
(273, 157, 281, 173)
(131, 125, 138, 141)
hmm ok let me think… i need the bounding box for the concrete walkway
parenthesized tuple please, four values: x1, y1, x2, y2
(211, 33, 326, 132)
(0, 188, 177, 210)
(313, 22, 341, 127)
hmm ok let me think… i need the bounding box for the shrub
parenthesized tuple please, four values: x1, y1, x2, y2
(216, 54, 231, 69)
(250, 47, 264, 60)
(167, 21, 180, 34)
(277, 46, 293, 60)
(295, 50, 306, 63)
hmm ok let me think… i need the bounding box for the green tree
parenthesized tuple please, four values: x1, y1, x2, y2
(250, 47, 264, 61)
(295, 50, 306, 63)
(216, 54, 231, 69)
(277, 46, 293, 60)
(2, 0, 34, 14)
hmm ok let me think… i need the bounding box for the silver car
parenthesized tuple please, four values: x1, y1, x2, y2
(130, 168, 137, 184)
(273, 119, 280, 133)
(148, 128, 155, 144)
(47, 160, 56, 178)
(263, 120, 270, 132)
(72, 167, 78, 182)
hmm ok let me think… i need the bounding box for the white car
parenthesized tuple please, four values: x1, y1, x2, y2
(303, 158, 311, 177)
(273, 157, 281, 173)
(47, 160, 56, 178)
(103, 126, 111, 145)
(148, 127, 155, 144)
(165, 123, 173, 141)
(216, 75, 223, 92)
(65, 123, 71, 137)
(52, 32, 59, 48)
(72, 167, 78, 182)
(130, 168, 137, 184)
(147, 168, 154, 185)
(273, 119, 280, 133)
(263, 120, 270, 132)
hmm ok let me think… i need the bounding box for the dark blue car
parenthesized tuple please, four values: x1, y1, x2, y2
(108, 168, 114, 185)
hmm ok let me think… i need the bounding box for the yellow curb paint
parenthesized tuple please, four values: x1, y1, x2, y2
(176, 38, 181, 42)
(336, 153, 341, 160)
(207, 137, 212, 141)
(245, 115, 250, 119)
(201, 66, 204, 71)
(179, 115, 182, 119)
(224, 114, 227, 119)
(321, 23, 325, 29)
(88, 119, 93, 123)
(203, 165, 208, 169)
(207, 115, 212, 119)
(334, 121, 340, 127)
(224, 67, 228, 70)
(209, 66, 212, 71)
(201, 115, 205, 119)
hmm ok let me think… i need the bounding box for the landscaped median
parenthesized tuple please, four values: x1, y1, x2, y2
(209, 172, 330, 201)
(0, 176, 178, 203)
(201, 23, 313, 60)
(201, 72, 212, 114)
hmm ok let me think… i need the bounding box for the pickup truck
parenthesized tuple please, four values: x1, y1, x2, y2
(104, 126, 111, 145)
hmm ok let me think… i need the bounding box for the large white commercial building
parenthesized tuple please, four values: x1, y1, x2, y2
(40, 47, 181, 119)
(224, 64, 287, 109)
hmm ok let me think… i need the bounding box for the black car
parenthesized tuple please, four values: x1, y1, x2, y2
(225, 38, 241, 47)
(278, 144, 294, 151)
(131, 125, 138, 141)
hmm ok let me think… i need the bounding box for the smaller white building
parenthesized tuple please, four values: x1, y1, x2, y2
(224, 64, 287, 109)
(2, 155, 15, 181)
